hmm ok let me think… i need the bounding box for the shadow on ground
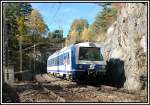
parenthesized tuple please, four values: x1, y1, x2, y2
(2, 83, 20, 103)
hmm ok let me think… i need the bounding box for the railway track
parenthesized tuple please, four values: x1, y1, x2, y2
(32, 73, 147, 102)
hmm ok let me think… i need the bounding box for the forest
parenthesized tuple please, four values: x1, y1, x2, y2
(3, 3, 118, 76)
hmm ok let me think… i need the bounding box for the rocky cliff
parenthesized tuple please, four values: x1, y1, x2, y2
(104, 3, 147, 90)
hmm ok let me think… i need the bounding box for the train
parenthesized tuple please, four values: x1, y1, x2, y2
(47, 42, 106, 81)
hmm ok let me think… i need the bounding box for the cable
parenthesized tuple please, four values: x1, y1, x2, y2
(49, 3, 62, 27)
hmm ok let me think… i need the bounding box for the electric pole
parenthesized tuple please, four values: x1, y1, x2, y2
(19, 35, 22, 73)
(34, 44, 35, 74)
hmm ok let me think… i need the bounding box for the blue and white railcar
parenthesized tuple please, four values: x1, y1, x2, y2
(47, 42, 106, 80)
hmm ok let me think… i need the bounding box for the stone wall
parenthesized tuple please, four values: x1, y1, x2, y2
(104, 3, 148, 90)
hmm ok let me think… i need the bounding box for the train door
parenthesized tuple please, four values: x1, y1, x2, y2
(62, 55, 66, 78)
(57, 56, 59, 73)
(64, 55, 67, 74)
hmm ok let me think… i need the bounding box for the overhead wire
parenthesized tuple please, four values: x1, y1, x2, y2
(49, 3, 62, 27)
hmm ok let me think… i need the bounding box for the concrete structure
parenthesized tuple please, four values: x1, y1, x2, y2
(4, 65, 14, 84)
(14, 70, 33, 81)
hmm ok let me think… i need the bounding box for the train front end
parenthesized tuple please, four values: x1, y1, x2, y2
(73, 42, 106, 81)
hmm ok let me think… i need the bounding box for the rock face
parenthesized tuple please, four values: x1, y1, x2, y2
(104, 3, 147, 90)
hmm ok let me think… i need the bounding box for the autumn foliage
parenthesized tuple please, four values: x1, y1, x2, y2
(65, 3, 118, 46)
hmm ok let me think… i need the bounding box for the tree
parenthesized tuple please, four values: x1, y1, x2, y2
(3, 3, 32, 49)
(27, 9, 49, 42)
(70, 19, 89, 36)
(69, 30, 79, 44)
(16, 17, 28, 38)
(48, 32, 53, 38)
(92, 7, 117, 34)
(3, 3, 32, 66)
(91, 3, 118, 42)
(52, 30, 63, 38)
(67, 19, 89, 45)
(81, 27, 92, 42)
(3, 3, 33, 81)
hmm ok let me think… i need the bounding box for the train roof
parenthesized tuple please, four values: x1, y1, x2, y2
(48, 44, 74, 59)
(48, 42, 104, 60)
(75, 42, 103, 47)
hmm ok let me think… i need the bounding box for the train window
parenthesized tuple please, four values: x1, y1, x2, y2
(54, 58, 55, 65)
(56, 58, 57, 65)
(59, 55, 62, 65)
(55, 58, 56, 65)
(55, 59, 56, 64)
(49, 60, 51, 65)
(61, 56, 63, 64)
(64, 55, 66, 59)
(67, 53, 70, 64)
(52, 59, 54, 65)
(62, 55, 63, 64)
(67, 53, 69, 58)
(64, 55, 66, 65)
(79, 47, 104, 61)
(59, 56, 61, 65)
(53, 59, 55, 65)
(57, 57, 59, 65)
(57, 58, 58, 65)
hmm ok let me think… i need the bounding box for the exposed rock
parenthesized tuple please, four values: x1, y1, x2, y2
(104, 3, 147, 90)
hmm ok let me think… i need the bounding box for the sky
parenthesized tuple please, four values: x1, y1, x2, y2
(31, 3, 102, 38)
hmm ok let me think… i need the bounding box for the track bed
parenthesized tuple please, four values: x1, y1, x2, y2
(10, 74, 147, 102)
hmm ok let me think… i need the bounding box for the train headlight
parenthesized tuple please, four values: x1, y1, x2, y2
(102, 65, 105, 69)
(89, 64, 95, 70)
(79, 65, 82, 69)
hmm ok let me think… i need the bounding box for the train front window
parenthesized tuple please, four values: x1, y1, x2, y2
(79, 47, 103, 61)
